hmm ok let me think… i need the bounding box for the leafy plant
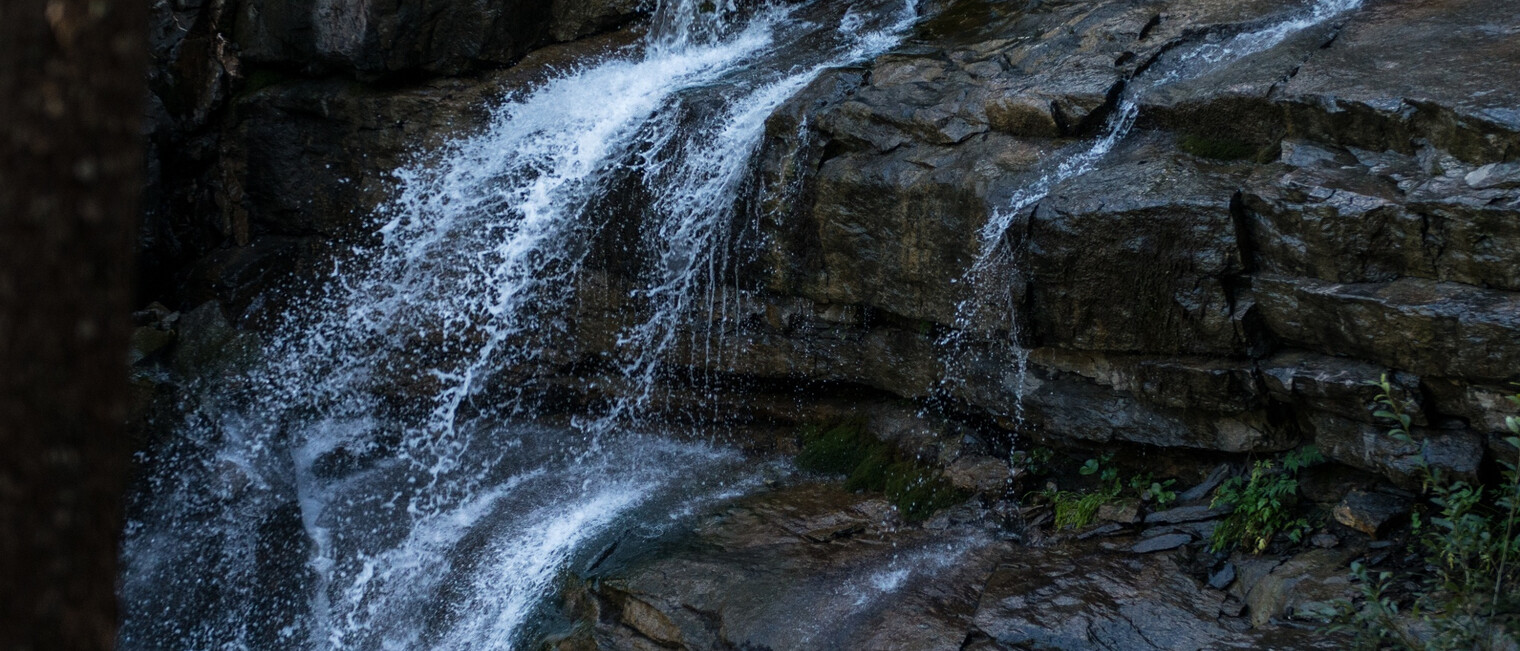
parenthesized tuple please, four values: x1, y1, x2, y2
(1334, 380, 1520, 649)
(1011, 447, 1054, 478)
(1130, 473, 1178, 508)
(1037, 453, 1177, 529)
(1043, 486, 1120, 530)
(1209, 446, 1323, 553)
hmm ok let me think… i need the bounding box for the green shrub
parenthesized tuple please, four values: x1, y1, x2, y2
(1333, 378, 1520, 649)
(1036, 453, 1178, 530)
(1209, 446, 1323, 553)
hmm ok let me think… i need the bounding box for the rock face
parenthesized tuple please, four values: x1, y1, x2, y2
(144, 0, 1520, 497)
(138, 0, 1520, 645)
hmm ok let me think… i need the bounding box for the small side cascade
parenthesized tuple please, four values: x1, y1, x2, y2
(936, 0, 1365, 426)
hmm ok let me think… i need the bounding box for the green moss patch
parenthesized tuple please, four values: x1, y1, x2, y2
(1178, 133, 1258, 161)
(796, 419, 967, 522)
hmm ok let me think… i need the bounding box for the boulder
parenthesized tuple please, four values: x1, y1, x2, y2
(1332, 489, 1410, 537)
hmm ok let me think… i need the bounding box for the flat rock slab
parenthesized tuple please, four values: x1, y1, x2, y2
(1131, 533, 1194, 553)
(1145, 504, 1229, 525)
(561, 482, 1342, 650)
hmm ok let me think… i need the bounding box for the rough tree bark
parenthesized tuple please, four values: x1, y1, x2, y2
(0, 1, 149, 649)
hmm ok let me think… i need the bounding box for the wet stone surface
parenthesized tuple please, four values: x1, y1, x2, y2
(551, 482, 1347, 650)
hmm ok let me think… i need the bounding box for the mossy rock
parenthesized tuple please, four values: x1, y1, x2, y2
(1178, 133, 1259, 161)
(796, 419, 967, 522)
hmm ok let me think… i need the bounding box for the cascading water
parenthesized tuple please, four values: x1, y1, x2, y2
(120, 1, 919, 648)
(938, 0, 1365, 421)
(120, 0, 1371, 647)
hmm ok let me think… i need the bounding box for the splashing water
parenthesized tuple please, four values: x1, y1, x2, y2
(938, 0, 1365, 422)
(121, 1, 919, 648)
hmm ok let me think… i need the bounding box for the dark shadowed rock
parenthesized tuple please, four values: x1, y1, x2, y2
(1307, 411, 1484, 488)
(1027, 136, 1251, 356)
(1277, 0, 1520, 164)
(1259, 350, 1422, 425)
(1255, 275, 1520, 382)
(1332, 489, 1409, 537)
(1131, 533, 1192, 554)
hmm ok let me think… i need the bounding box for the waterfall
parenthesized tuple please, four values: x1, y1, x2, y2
(938, 0, 1365, 420)
(120, 1, 919, 648)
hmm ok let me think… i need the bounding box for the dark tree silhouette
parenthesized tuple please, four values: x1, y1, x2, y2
(0, 1, 149, 649)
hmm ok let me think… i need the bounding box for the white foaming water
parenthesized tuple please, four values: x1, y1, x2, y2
(939, 0, 1365, 420)
(121, 1, 920, 649)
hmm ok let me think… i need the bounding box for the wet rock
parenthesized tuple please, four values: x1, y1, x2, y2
(618, 594, 685, 647)
(1027, 136, 1251, 356)
(1332, 490, 1409, 537)
(129, 326, 177, 365)
(796, 134, 1035, 325)
(1209, 563, 1236, 591)
(1145, 505, 1228, 525)
(1255, 275, 1520, 383)
(972, 539, 1335, 650)
(171, 301, 261, 380)
(1240, 549, 1354, 626)
(1307, 410, 1484, 488)
(944, 455, 1010, 494)
(576, 483, 1007, 650)
(1131, 533, 1192, 554)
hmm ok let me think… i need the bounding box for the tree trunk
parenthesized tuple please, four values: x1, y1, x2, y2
(0, 1, 148, 649)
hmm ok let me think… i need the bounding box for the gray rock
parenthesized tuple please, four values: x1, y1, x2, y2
(945, 455, 1010, 494)
(1332, 490, 1410, 537)
(1027, 136, 1251, 356)
(1258, 350, 1423, 425)
(1241, 549, 1354, 627)
(1255, 275, 1520, 383)
(1098, 500, 1141, 525)
(1131, 533, 1192, 554)
(1145, 505, 1229, 525)
(1177, 464, 1232, 504)
(1209, 563, 1237, 591)
(1308, 410, 1484, 488)
(1278, 0, 1520, 164)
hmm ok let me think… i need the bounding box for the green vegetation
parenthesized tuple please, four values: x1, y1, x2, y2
(1334, 378, 1520, 649)
(1178, 133, 1259, 161)
(1037, 453, 1177, 530)
(1209, 446, 1323, 553)
(795, 419, 966, 522)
